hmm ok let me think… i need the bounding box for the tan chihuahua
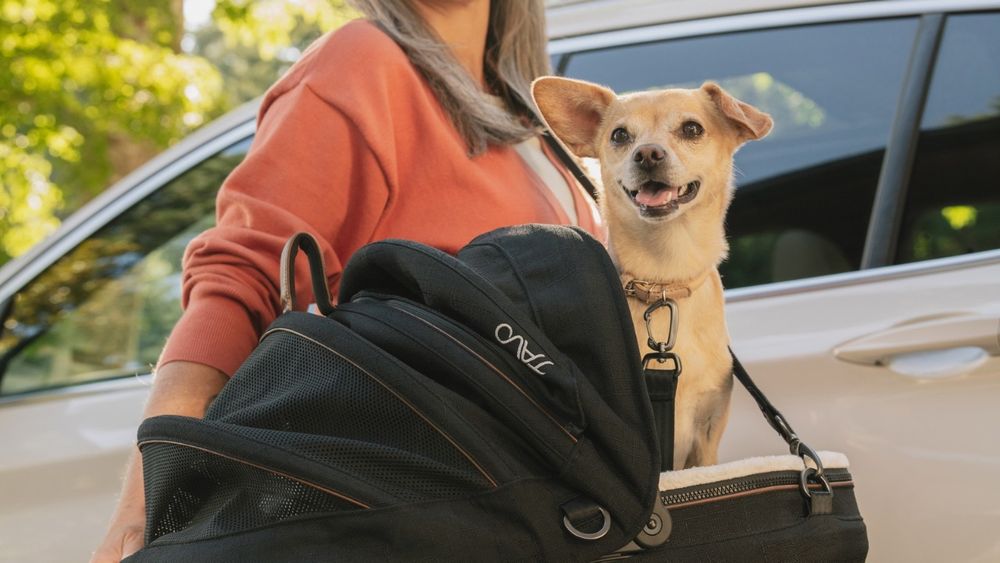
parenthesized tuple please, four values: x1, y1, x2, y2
(532, 77, 772, 469)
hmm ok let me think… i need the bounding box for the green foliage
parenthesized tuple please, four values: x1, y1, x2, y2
(0, 0, 224, 263)
(200, 0, 357, 111)
(213, 0, 355, 62)
(0, 0, 356, 266)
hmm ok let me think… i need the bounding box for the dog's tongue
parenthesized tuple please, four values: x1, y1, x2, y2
(636, 185, 678, 207)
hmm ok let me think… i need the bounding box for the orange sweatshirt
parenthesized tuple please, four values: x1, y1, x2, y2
(158, 20, 605, 376)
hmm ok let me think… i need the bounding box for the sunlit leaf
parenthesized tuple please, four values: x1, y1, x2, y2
(941, 205, 978, 230)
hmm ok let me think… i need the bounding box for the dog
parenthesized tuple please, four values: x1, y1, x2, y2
(532, 77, 772, 469)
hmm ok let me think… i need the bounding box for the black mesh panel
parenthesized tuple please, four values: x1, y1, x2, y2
(222, 331, 490, 491)
(143, 442, 359, 544)
(209, 332, 493, 499)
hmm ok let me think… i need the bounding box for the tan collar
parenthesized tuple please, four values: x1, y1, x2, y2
(621, 268, 713, 303)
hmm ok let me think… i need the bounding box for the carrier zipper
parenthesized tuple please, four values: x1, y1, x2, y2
(138, 439, 371, 509)
(662, 469, 853, 509)
(261, 326, 499, 488)
(380, 299, 579, 444)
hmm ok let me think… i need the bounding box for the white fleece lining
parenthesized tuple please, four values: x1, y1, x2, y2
(659, 451, 850, 490)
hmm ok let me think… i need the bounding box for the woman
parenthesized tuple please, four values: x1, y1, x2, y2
(91, 0, 603, 560)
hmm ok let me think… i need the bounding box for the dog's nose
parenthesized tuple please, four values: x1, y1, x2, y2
(632, 144, 666, 170)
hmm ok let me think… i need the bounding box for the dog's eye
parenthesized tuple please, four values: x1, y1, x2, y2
(681, 121, 704, 138)
(610, 127, 632, 146)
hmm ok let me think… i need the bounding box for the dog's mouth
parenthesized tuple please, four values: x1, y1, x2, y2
(624, 180, 700, 217)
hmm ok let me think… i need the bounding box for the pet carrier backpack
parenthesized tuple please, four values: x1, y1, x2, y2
(126, 225, 867, 562)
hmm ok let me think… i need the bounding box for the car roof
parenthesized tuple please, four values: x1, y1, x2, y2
(544, 0, 866, 39)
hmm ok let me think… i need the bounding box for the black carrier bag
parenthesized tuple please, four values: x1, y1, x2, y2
(126, 225, 867, 562)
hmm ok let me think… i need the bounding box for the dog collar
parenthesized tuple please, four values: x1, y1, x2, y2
(621, 269, 712, 303)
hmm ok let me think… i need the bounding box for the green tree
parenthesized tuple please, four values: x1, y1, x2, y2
(0, 0, 227, 263)
(196, 0, 356, 111)
(0, 0, 356, 267)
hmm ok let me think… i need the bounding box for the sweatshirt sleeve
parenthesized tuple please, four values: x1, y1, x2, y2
(157, 83, 390, 376)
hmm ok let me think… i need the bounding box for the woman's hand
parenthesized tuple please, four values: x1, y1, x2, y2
(89, 451, 146, 562)
(89, 361, 228, 562)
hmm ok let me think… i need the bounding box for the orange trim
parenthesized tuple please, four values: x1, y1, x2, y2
(139, 439, 372, 509)
(262, 327, 500, 488)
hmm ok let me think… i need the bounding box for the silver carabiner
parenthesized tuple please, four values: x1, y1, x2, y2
(642, 298, 678, 353)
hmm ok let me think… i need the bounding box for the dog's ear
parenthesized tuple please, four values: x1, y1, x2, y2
(701, 82, 773, 143)
(531, 76, 616, 158)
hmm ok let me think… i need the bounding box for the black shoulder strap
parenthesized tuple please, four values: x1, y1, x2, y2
(730, 348, 827, 473)
(729, 349, 801, 448)
(645, 349, 812, 471)
(541, 131, 600, 202)
(730, 349, 833, 512)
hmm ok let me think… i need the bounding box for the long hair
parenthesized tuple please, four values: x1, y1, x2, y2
(348, 0, 550, 155)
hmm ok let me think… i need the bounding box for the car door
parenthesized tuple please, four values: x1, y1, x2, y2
(556, 6, 1000, 562)
(0, 132, 252, 562)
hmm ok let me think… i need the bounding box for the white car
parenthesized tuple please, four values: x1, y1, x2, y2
(1, 0, 998, 560)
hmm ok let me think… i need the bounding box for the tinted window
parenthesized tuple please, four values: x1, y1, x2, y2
(896, 13, 1000, 263)
(563, 19, 919, 287)
(0, 138, 251, 395)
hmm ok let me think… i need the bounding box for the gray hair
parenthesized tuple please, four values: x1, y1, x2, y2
(348, 0, 550, 155)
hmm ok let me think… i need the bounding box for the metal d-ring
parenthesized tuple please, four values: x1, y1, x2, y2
(563, 506, 612, 541)
(799, 466, 833, 499)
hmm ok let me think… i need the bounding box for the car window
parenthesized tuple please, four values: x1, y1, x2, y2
(0, 137, 252, 396)
(896, 12, 1000, 264)
(561, 18, 919, 287)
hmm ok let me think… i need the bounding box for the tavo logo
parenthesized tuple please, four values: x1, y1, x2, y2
(494, 323, 554, 375)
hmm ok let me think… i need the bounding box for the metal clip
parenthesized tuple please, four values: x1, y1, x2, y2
(795, 441, 825, 478)
(643, 298, 678, 353)
(795, 440, 833, 514)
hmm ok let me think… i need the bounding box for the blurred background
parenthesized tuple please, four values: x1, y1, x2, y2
(0, 0, 357, 267)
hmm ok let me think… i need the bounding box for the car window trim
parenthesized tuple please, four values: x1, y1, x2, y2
(548, 0, 999, 54)
(861, 13, 946, 269)
(726, 247, 1000, 303)
(0, 373, 152, 408)
(0, 113, 255, 398)
(0, 118, 256, 305)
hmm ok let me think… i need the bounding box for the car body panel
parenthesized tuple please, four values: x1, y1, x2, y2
(0, 378, 149, 561)
(723, 254, 1000, 562)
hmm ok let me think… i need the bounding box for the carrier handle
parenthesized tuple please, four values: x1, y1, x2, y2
(280, 232, 335, 316)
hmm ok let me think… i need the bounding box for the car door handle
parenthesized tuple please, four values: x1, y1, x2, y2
(834, 313, 1000, 368)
